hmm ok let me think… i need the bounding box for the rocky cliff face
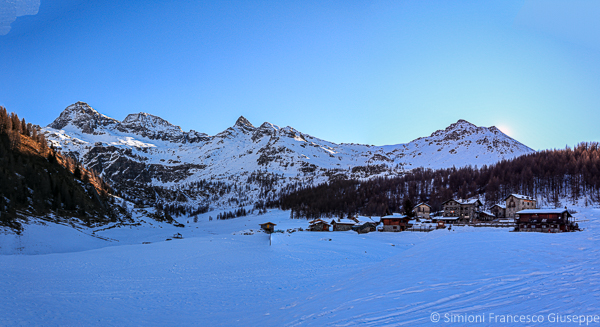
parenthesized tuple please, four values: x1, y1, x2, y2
(44, 102, 535, 209)
(48, 101, 119, 134)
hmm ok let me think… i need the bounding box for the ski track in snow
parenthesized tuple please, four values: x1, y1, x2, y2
(1, 208, 599, 326)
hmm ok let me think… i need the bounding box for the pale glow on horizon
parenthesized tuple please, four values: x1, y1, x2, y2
(497, 125, 514, 138)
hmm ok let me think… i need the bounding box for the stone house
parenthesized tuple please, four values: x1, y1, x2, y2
(351, 218, 379, 234)
(490, 204, 506, 218)
(505, 194, 537, 218)
(413, 203, 431, 219)
(442, 198, 482, 222)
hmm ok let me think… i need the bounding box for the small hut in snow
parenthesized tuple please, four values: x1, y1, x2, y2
(260, 222, 277, 234)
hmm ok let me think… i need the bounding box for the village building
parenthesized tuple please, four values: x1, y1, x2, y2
(380, 214, 412, 232)
(308, 219, 330, 231)
(490, 204, 506, 218)
(413, 203, 431, 219)
(432, 216, 460, 225)
(477, 210, 496, 221)
(330, 218, 356, 231)
(259, 222, 277, 233)
(505, 194, 537, 218)
(351, 217, 380, 233)
(442, 198, 482, 223)
(515, 208, 574, 233)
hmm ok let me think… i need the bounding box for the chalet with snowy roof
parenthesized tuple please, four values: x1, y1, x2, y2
(259, 222, 276, 233)
(308, 219, 330, 231)
(330, 218, 356, 231)
(413, 203, 431, 219)
(515, 209, 575, 233)
(380, 214, 412, 232)
(351, 218, 379, 234)
(442, 198, 482, 222)
(432, 216, 460, 225)
(490, 204, 506, 218)
(505, 194, 537, 218)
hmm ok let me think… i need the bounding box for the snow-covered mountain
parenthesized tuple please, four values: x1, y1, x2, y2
(43, 102, 534, 208)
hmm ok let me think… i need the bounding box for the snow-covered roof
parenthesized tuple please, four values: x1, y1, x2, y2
(331, 219, 356, 225)
(516, 209, 570, 215)
(460, 198, 481, 205)
(354, 220, 378, 226)
(443, 198, 481, 205)
(505, 194, 535, 201)
(381, 214, 408, 219)
(308, 219, 329, 225)
(413, 203, 432, 209)
(479, 210, 495, 216)
(434, 216, 460, 221)
(491, 203, 506, 209)
(356, 216, 381, 222)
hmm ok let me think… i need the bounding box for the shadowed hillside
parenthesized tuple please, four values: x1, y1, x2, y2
(0, 106, 123, 231)
(270, 142, 600, 218)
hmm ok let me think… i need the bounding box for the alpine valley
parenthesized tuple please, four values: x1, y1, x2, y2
(43, 102, 534, 210)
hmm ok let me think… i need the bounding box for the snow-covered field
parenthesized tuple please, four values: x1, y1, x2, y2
(1, 207, 599, 326)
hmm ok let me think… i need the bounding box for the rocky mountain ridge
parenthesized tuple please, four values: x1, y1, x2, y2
(43, 102, 535, 209)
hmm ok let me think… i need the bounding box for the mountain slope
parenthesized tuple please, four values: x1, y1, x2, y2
(43, 102, 534, 208)
(0, 107, 124, 230)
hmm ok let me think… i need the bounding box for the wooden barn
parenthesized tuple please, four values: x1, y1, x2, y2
(330, 218, 356, 231)
(515, 209, 575, 233)
(308, 219, 330, 231)
(380, 214, 411, 232)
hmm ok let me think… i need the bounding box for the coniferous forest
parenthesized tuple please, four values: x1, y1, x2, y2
(0, 106, 120, 230)
(3, 104, 600, 226)
(269, 142, 600, 219)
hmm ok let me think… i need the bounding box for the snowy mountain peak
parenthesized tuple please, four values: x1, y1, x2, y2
(443, 119, 477, 132)
(121, 112, 183, 132)
(117, 112, 189, 142)
(48, 102, 119, 133)
(234, 116, 255, 129)
(428, 119, 493, 140)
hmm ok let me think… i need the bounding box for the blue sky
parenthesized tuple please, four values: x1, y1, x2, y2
(0, 0, 598, 150)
